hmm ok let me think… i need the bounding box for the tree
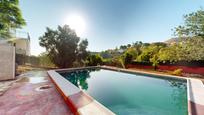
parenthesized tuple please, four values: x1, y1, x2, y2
(100, 51, 112, 59)
(157, 45, 179, 62)
(27, 55, 40, 66)
(184, 37, 204, 60)
(0, 0, 26, 39)
(126, 47, 140, 60)
(39, 25, 88, 68)
(85, 54, 103, 66)
(172, 9, 204, 62)
(120, 45, 127, 50)
(158, 37, 204, 62)
(150, 55, 159, 70)
(38, 52, 55, 67)
(137, 44, 166, 62)
(122, 52, 133, 66)
(174, 9, 204, 38)
(77, 39, 89, 64)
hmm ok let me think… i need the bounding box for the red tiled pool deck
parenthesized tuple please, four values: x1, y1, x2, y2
(0, 71, 73, 115)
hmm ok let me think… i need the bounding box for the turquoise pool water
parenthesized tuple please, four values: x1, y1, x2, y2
(60, 68, 187, 115)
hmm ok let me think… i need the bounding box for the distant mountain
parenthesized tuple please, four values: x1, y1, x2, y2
(165, 37, 189, 44)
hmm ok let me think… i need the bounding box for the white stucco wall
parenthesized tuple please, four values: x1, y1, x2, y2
(0, 45, 15, 81)
(13, 38, 30, 55)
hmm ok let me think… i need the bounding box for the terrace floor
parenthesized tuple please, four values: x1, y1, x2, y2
(0, 70, 73, 115)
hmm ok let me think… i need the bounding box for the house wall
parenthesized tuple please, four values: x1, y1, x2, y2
(0, 45, 15, 81)
(13, 38, 30, 55)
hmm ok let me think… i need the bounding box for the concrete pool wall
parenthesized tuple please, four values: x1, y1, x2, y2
(48, 66, 204, 115)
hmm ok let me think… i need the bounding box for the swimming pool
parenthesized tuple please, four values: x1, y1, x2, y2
(59, 68, 187, 115)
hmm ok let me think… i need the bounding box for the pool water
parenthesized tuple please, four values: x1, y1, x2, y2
(60, 69, 187, 115)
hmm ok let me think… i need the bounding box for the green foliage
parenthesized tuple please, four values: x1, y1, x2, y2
(158, 37, 204, 62)
(38, 52, 55, 67)
(120, 45, 128, 50)
(158, 44, 180, 62)
(137, 44, 166, 62)
(126, 47, 140, 59)
(39, 25, 88, 68)
(16, 54, 26, 65)
(172, 69, 183, 76)
(77, 39, 89, 62)
(136, 43, 166, 69)
(150, 55, 159, 70)
(85, 54, 103, 66)
(175, 9, 204, 37)
(103, 58, 112, 65)
(0, 0, 26, 39)
(102, 56, 124, 68)
(182, 37, 204, 61)
(174, 9, 204, 38)
(137, 52, 150, 62)
(100, 51, 112, 59)
(122, 52, 133, 66)
(27, 55, 40, 66)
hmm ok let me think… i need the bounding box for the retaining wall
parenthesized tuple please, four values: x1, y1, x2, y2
(127, 64, 204, 75)
(0, 45, 15, 81)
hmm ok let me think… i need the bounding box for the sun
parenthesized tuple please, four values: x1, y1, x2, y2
(65, 14, 86, 36)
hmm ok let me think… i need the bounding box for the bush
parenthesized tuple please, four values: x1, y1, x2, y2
(39, 53, 55, 67)
(172, 69, 183, 76)
(16, 54, 26, 65)
(111, 57, 124, 68)
(26, 56, 40, 66)
(118, 52, 133, 68)
(123, 52, 133, 65)
(103, 58, 112, 65)
(85, 54, 103, 66)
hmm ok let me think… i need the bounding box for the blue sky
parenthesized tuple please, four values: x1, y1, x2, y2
(19, 0, 204, 56)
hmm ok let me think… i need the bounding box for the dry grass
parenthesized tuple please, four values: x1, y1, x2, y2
(16, 65, 43, 75)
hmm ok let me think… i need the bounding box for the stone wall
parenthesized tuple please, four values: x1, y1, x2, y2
(0, 45, 15, 81)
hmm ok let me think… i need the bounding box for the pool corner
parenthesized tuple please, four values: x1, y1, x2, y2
(47, 69, 115, 115)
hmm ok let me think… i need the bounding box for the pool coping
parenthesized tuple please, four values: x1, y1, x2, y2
(48, 67, 115, 115)
(48, 66, 204, 115)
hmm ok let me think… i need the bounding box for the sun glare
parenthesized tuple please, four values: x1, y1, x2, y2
(65, 14, 86, 36)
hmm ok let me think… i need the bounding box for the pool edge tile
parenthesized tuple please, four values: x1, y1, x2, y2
(188, 101, 204, 115)
(188, 79, 204, 105)
(48, 70, 80, 96)
(77, 100, 115, 115)
(68, 91, 93, 109)
(101, 66, 187, 81)
(48, 69, 115, 115)
(188, 78, 204, 115)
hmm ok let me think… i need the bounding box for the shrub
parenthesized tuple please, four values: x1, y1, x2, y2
(85, 54, 103, 66)
(103, 58, 112, 65)
(118, 52, 134, 68)
(123, 52, 133, 65)
(110, 56, 125, 68)
(16, 54, 26, 65)
(172, 69, 183, 76)
(150, 55, 159, 70)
